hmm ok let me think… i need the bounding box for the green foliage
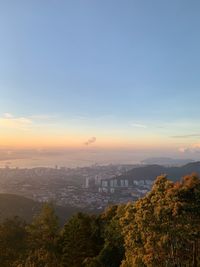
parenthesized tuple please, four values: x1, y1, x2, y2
(1, 174, 200, 267)
(26, 203, 59, 251)
(25, 203, 61, 266)
(120, 174, 200, 267)
(0, 216, 27, 267)
(83, 205, 126, 267)
(61, 212, 103, 267)
(15, 248, 62, 267)
(98, 205, 125, 267)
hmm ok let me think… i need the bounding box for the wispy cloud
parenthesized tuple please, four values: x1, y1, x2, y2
(4, 113, 14, 118)
(30, 114, 57, 120)
(179, 143, 200, 153)
(130, 123, 147, 128)
(85, 137, 97, 146)
(0, 113, 59, 130)
(172, 134, 200, 138)
(0, 113, 33, 129)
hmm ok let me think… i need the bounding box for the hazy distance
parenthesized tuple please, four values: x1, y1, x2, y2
(0, 147, 197, 168)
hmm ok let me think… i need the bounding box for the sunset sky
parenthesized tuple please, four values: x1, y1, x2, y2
(1, 1, 200, 164)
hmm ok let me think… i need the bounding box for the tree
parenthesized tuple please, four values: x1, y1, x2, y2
(25, 203, 61, 267)
(0, 216, 27, 267)
(61, 213, 103, 267)
(98, 205, 125, 267)
(84, 205, 125, 267)
(120, 174, 200, 267)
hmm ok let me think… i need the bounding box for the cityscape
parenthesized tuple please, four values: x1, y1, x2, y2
(0, 164, 151, 211)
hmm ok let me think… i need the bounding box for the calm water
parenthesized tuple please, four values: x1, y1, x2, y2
(0, 150, 142, 168)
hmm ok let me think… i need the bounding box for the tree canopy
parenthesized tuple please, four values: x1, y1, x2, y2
(0, 173, 199, 267)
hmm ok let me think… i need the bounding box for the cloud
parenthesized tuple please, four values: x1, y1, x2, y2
(130, 123, 147, 128)
(85, 137, 97, 146)
(4, 113, 14, 118)
(179, 143, 200, 153)
(172, 134, 200, 138)
(179, 147, 189, 153)
(0, 113, 33, 129)
(0, 113, 58, 130)
(30, 114, 57, 120)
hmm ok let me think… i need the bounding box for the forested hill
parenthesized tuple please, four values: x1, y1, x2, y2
(0, 194, 80, 224)
(0, 173, 199, 267)
(116, 161, 200, 182)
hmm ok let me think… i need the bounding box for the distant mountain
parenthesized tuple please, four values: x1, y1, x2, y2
(116, 161, 200, 182)
(142, 157, 194, 166)
(0, 194, 80, 225)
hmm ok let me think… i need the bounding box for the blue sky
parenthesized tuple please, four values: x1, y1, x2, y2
(0, 1, 200, 157)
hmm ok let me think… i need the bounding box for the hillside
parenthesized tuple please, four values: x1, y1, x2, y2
(116, 161, 200, 182)
(142, 157, 194, 166)
(1, 174, 199, 267)
(0, 193, 80, 225)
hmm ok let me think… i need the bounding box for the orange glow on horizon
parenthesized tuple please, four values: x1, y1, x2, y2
(0, 131, 178, 150)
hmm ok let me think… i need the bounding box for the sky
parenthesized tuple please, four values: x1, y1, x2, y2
(1, 0, 200, 165)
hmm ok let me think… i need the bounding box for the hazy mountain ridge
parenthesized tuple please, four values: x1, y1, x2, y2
(0, 194, 80, 225)
(142, 157, 194, 166)
(116, 161, 200, 182)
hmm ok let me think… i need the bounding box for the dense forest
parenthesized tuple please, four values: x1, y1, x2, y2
(0, 173, 199, 267)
